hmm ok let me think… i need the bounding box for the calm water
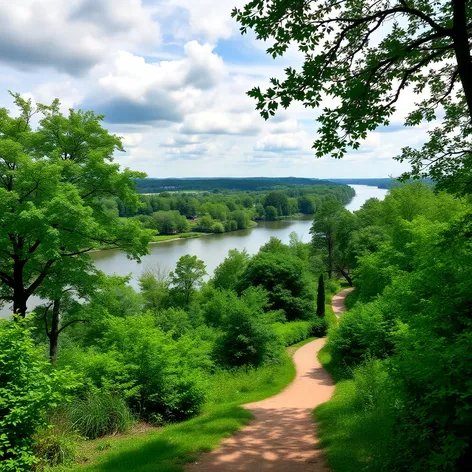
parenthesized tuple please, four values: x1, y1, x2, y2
(1, 185, 387, 315)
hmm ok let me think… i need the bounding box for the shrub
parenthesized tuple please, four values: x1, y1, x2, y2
(0, 318, 79, 472)
(273, 318, 327, 347)
(32, 418, 80, 469)
(214, 289, 282, 368)
(77, 315, 210, 422)
(272, 321, 313, 346)
(67, 393, 134, 439)
(327, 300, 392, 367)
(311, 316, 328, 337)
(238, 250, 315, 320)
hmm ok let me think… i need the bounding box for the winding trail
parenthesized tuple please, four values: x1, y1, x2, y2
(187, 289, 352, 472)
(331, 288, 354, 317)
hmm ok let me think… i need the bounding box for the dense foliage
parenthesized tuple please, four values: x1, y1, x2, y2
(0, 319, 78, 470)
(318, 183, 472, 471)
(0, 94, 151, 319)
(1, 227, 331, 470)
(234, 1, 472, 193)
(122, 183, 355, 236)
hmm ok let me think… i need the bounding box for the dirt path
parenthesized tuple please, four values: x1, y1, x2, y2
(187, 290, 351, 472)
(331, 287, 354, 317)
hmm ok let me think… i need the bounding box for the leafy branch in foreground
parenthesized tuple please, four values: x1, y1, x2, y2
(233, 0, 472, 193)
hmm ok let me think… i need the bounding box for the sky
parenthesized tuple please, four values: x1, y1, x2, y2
(0, 0, 429, 179)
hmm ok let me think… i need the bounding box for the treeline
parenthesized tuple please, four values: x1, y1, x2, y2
(2, 236, 336, 470)
(136, 177, 337, 193)
(313, 183, 472, 471)
(121, 185, 355, 235)
(328, 177, 434, 189)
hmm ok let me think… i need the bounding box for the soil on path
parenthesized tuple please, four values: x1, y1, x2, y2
(331, 288, 354, 317)
(187, 290, 351, 472)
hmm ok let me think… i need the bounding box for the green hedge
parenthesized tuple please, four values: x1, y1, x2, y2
(272, 318, 327, 347)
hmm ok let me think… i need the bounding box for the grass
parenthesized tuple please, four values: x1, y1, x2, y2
(313, 377, 395, 472)
(64, 353, 298, 472)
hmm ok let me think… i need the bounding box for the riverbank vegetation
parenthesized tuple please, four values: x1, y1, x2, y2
(313, 183, 472, 471)
(122, 182, 355, 238)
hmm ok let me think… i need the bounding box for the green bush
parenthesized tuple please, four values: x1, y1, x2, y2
(213, 289, 282, 368)
(272, 321, 313, 346)
(0, 318, 79, 472)
(311, 316, 328, 337)
(67, 393, 134, 439)
(327, 300, 392, 367)
(62, 315, 210, 422)
(273, 318, 327, 347)
(238, 250, 315, 320)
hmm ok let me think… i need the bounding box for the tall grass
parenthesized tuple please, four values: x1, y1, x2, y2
(206, 353, 295, 406)
(315, 354, 398, 471)
(67, 393, 134, 440)
(32, 416, 81, 469)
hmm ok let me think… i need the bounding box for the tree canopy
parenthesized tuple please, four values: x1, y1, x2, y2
(0, 93, 151, 317)
(233, 0, 472, 193)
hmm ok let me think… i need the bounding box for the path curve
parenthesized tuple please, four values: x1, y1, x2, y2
(187, 289, 352, 472)
(331, 287, 354, 317)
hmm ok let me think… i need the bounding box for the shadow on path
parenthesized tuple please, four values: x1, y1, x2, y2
(187, 338, 333, 472)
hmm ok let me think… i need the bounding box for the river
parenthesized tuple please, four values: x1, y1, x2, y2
(0, 185, 388, 316)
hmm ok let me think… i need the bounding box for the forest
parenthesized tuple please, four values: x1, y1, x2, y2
(122, 184, 354, 237)
(135, 177, 338, 193)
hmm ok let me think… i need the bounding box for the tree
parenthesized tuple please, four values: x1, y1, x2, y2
(310, 199, 356, 284)
(212, 249, 251, 291)
(231, 209, 251, 229)
(265, 205, 278, 220)
(310, 200, 345, 279)
(264, 191, 289, 216)
(238, 249, 315, 320)
(213, 288, 281, 368)
(0, 93, 151, 317)
(139, 265, 171, 311)
(170, 255, 207, 306)
(298, 195, 316, 215)
(233, 1, 472, 193)
(316, 274, 325, 317)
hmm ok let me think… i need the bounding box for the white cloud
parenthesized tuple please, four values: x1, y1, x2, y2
(255, 131, 311, 153)
(85, 42, 226, 124)
(180, 111, 261, 135)
(122, 133, 144, 148)
(165, 0, 247, 41)
(0, 0, 160, 74)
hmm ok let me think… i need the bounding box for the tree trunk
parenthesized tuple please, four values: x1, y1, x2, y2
(12, 259, 27, 317)
(339, 268, 353, 286)
(453, 0, 472, 121)
(13, 292, 28, 318)
(49, 299, 61, 363)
